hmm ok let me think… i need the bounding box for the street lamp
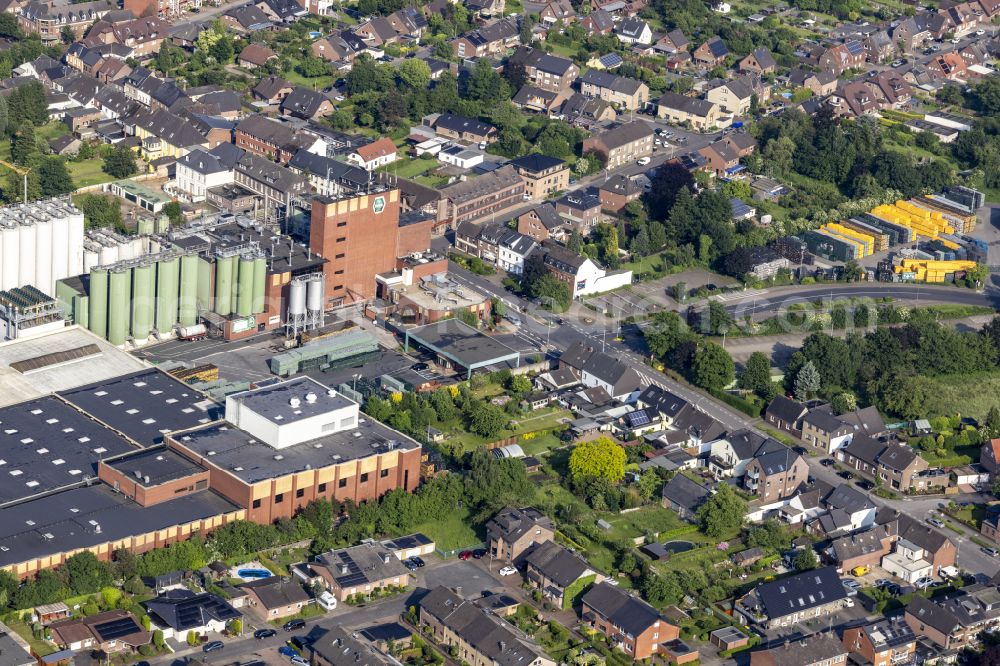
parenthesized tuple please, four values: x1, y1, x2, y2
(352, 373, 360, 392)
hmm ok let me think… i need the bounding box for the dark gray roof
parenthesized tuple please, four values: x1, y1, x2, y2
(235, 151, 308, 194)
(754, 447, 802, 476)
(578, 69, 644, 96)
(658, 91, 716, 118)
(288, 150, 369, 190)
(486, 507, 553, 545)
(317, 542, 409, 588)
(0, 630, 33, 666)
(59, 369, 219, 447)
(747, 48, 776, 70)
(638, 385, 689, 418)
(749, 632, 845, 666)
(802, 406, 850, 434)
(433, 113, 496, 138)
(582, 583, 662, 637)
(312, 626, 394, 666)
(524, 540, 593, 588)
(280, 87, 329, 119)
(527, 202, 563, 229)
(765, 396, 806, 425)
(823, 483, 875, 514)
(753, 567, 847, 620)
(580, 350, 642, 397)
(239, 577, 310, 609)
(660, 474, 709, 512)
(225, 3, 272, 29)
(105, 447, 204, 488)
(509, 153, 565, 174)
(906, 595, 961, 635)
(589, 121, 652, 150)
(145, 589, 240, 631)
(407, 319, 520, 368)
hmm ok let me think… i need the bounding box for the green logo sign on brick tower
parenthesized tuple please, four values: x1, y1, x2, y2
(373, 196, 385, 214)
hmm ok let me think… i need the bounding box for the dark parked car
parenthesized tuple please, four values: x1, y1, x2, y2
(287, 637, 309, 652)
(410, 556, 426, 568)
(411, 362, 429, 372)
(838, 470, 855, 480)
(820, 458, 835, 467)
(404, 559, 419, 571)
(254, 629, 277, 640)
(857, 479, 875, 491)
(283, 619, 306, 632)
(473, 549, 486, 559)
(203, 642, 224, 653)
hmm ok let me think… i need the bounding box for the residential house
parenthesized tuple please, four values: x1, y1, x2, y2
(509, 153, 569, 200)
(788, 68, 838, 96)
(251, 76, 294, 104)
(946, 2, 983, 37)
(431, 113, 498, 145)
(346, 137, 397, 171)
(570, 344, 643, 401)
(438, 165, 524, 228)
(892, 14, 946, 53)
(438, 144, 486, 169)
(561, 92, 617, 126)
(17, 0, 115, 45)
(537, 0, 575, 25)
(656, 92, 724, 131)
(697, 140, 742, 178)
(541, 242, 632, 298)
(739, 48, 776, 74)
(221, 4, 272, 33)
(513, 47, 580, 92)
(419, 587, 554, 666)
(812, 484, 878, 536)
(524, 541, 602, 608)
(554, 190, 602, 232)
(597, 174, 642, 212)
(239, 577, 310, 620)
(280, 87, 334, 120)
(311, 542, 411, 601)
(842, 618, 917, 666)
(581, 121, 653, 169)
(615, 17, 652, 45)
(451, 17, 520, 59)
(512, 85, 567, 113)
(144, 590, 241, 642)
(355, 16, 398, 46)
(233, 152, 308, 216)
(763, 396, 808, 436)
(288, 150, 369, 197)
(49, 134, 81, 156)
(826, 524, 895, 572)
(927, 52, 968, 81)
(49, 610, 150, 653)
(87, 16, 169, 58)
(735, 567, 849, 630)
(749, 633, 847, 666)
(581, 583, 680, 660)
(486, 507, 555, 563)
(705, 78, 753, 117)
(174, 144, 242, 202)
(578, 70, 648, 111)
(837, 436, 932, 493)
(655, 29, 689, 54)
(693, 37, 729, 66)
(256, 0, 308, 22)
(497, 230, 537, 274)
(870, 70, 912, 108)
(313, 626, 395, 666)
(865, 30, 895, 62)
(310, 31, 367, 63)
(129, 108, 208, 159)
(517, 204, 566, 242)
(386, 7, 427, 39)
(660, 474, 710, 521)
(744, 447, 809, 503)
(235, 114, 316, 163)
(905, 587, 1000, 649)
(881, 511, 957, 570)
(981, 438, 1000, 475)
(709, 430, 785, 479)
(466, 0, 505, 18)
(881, 537, 934, 584)
(801, 404, 885, 454)
(579, 9, 614, 36)
(239, 43, 278, 69)
(830, 80, 885, 117)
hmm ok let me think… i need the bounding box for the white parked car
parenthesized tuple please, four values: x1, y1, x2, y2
(499, 566, 518, 576)
(636, 157, 651, 166)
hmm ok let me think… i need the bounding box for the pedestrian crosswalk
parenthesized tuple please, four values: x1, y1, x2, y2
(709, 288, 768, 303)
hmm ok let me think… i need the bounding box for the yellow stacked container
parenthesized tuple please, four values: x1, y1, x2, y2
(893, 259, 978, 283)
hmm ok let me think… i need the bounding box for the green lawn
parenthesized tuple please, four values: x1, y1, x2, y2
(412, 506, 482, 552)
(414, 174, 450, 188)
(381, 157, 439, 179)
(603, 505, 686, 543)
(68, 159, 115, 188)
(7, 619, 56, 657)
(441, 407, 571, 452)
(283, 70, 335, 90)
(923, 372, 1000, 420)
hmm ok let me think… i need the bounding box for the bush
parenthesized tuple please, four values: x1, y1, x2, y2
(709, 389, 763, 417)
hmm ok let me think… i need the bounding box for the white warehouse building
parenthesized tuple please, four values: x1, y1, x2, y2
(0, 198, 85, 295)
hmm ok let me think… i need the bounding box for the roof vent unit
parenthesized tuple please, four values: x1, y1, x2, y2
(305, 392, 317, 404)
(274, 454, 284, 461)
(290, 397, 301, 408)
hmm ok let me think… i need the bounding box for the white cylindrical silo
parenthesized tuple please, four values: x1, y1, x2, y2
(83, 249, 99, 273)
(34, 217, 53, 294)
(306, 275, 324, 313)
(99, 242, 119, 266)
(288, 279, 307, 317)
(18, 222, 36, 289)
(1, 225, 17, 290)
(67, 211, 85, 277)
(51, 213, 69, 289)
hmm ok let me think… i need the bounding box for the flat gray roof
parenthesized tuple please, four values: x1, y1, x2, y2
(0, 484, 239, 569)
(105, 447, 205, 487)
(404, 320, 520, 375)
(60, 368, 221, 446)
(0, 626, 33, 666)
(173, 415, 420, 484)
(0, 396, 138, 508)
(0, 327, 148, 408)
(228, 376, 354, 426)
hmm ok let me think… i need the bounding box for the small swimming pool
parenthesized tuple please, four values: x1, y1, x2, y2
(662, 541, 694, 554)
(309, 31, 321, 38)
(237, 568, 272, 579)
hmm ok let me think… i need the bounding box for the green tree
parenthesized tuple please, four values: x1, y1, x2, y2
(568, 437, 626, 483)
(64, 552, 112, 596)
(163, 201, 183, 225)
(295, 57, 328, 78)
(983, 406, 1000, 440)
(103, 146, 138, 178)
(397, 58, 432, 90)
(78, 194, 123, 230)
(831, 392, 857, 415)
(692, 343, 735, 391)
(464, 450, 534, 517)
(793, 547, 818, 571)
(506, 374, 532, 396)
(466, 401, 506, 438)
(38, 156, 74, 196)
(10, 121, 36, 166)
(7, 80, 48, 128)
(696, 484, 746, 538)
(793, 361, 821, 402)
(738, 352, 772, 395)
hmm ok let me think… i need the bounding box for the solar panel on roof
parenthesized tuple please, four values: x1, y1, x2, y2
(93, 617, 142, 641)
(628, 411, 650, 426)
(599, 53, 622, 68)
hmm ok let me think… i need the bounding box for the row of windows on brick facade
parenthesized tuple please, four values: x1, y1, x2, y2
(250, 469, 391, 508)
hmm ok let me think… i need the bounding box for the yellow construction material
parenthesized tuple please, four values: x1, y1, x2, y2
(893, 259, 978, 283)
(939, 239, 961, 251)
(870, 202, 954, 240)
(819, 228, 864, 259)
(825, 223, 875, 256)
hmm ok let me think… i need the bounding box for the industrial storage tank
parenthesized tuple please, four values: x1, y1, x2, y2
(236, 256, 254, 317)
(306, 275, 324, 313)
(156, 257, 180, 333)
(98, 241, 119, 267)
(288, 279, 307, 317)
(34, 218, 53, 299)
(1, 225, 17, 290)
(252, 256, 266, 314)
(214, 255, 235, 316)
(178, 254, 199, 327)
(18, 221, 35, 288)
(107, 268, 130, 346)
(131, 263, 155, 340)
(51, 215, 70, 292)
(88, 268, 109, 339)
(196, 257, 212, 314)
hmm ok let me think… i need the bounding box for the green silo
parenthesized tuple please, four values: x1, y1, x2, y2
(88, 268, 109, 339)
(196, 257, 212, 314)
(214, 255, 235, 316)
(236, 257, 254, 317)
(178, 254, 199, 327)
(252, 257, 266, 314)
(131, 263, 155, 341)
(156, 257, 180, 333)
(107, 269, 130, 346)
(74, 295, 89, 330)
